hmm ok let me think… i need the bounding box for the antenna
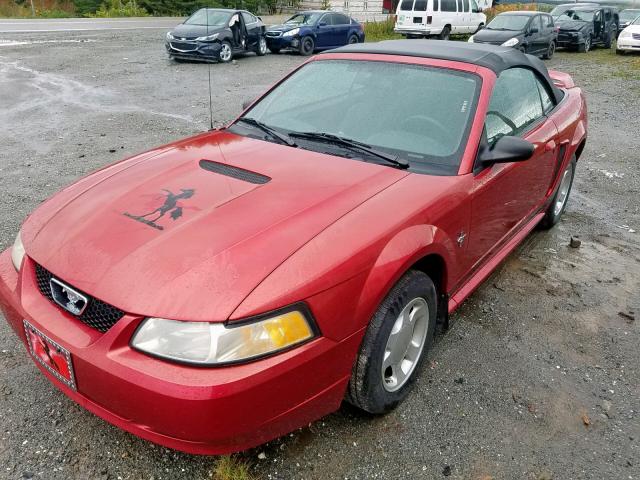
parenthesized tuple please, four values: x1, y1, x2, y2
(206, 6, 214, 131)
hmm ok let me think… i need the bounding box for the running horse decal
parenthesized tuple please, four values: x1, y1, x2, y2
(124, 188, 195, 231)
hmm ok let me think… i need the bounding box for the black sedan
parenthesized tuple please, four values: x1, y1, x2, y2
(468, 11, 557, 59)
(166, 8, 267, 63)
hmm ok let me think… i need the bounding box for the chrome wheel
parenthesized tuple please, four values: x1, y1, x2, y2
(219, 43, 232, 62)
(259, 37, 267, 54)
(553, 165, 573, 217)
(381, 297, 430, 392)
(584, 37, 591, 52)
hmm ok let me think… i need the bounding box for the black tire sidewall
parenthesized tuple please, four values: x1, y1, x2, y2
(349, 34, 359, 44)
(300, 36, 314, 55)
(541, 158, 576, 229)
(348, 271, 437, 414)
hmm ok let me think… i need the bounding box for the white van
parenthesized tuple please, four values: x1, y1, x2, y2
(394, 0, 487, 39)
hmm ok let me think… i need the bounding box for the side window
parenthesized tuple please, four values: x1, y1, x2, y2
(470, 0, 479, 12)
(532, 16, 543, 31)
(485, 68, 545, 144)
(414, 0, 427, 11)
(400, 0, 414, 10)
(441, 0, 456, 12)
(241, 12, 256, 24)
(463, 0, 469, 13)
(545, 15, 554, 28)
(604, 9, 611, 21)
(320, 14, 332, 25)
(536, 79, 555, 114)
(335, 13, 350, 24)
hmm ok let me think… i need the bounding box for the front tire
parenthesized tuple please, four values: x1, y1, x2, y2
(540, 157, 576, 229)
(299, 36, 315, 56)
(346, 270, 437, 414)
(348, 33, 359, 44)
(578, 36, 591, 52)
(439, 25, 451, 40)
(255, 36, 267, 56)
(218, 41, 233, 63)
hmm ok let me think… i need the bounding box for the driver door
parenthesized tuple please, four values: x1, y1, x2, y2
(316, 13, 335, 47)
(467, 68, 558, 270)
(242, 12, 260, 48)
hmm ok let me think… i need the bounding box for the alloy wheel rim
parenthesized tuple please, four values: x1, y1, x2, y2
(549, 42, 555, 57)
(585, 38, 590, 51)
(553, 166, 572, 217)
(349, 36, 358, 44)
(220, 44, 231, 61)
(303, 38, 312, 53)
(381, 297, 430, 392)
(259, 38, 267, 54)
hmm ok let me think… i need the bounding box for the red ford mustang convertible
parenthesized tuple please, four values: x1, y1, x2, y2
(0, 41, 587, 454)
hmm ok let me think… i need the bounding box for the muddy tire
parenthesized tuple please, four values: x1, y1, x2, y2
(299, 36, 315, 56)
(439, 25, 451, 40)
(540, 157, 576, 229)
(346, 271, 437, 414)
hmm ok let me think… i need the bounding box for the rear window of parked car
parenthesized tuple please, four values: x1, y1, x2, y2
(414, 0, 428, 11)
(400, 0, 414, 10)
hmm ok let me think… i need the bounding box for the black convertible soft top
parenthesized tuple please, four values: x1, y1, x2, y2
(328, 40, 564, 103)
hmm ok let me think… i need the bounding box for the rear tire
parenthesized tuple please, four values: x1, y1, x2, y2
(439, 25, 451, 40)
(542, 40, 556, 59)
(346, 270, 437, 414)
(604, 31, 613, 49)
(540, 157, 576, 229)
(299, 36, 315, 56)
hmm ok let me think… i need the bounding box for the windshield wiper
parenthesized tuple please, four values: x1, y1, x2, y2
(289, 131, 409, 169)
(235, 117, 297, 147)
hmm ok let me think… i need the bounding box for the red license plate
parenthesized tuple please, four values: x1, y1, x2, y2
(23, 320, 76, 390)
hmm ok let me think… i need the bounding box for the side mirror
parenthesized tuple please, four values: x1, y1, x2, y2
(318, 21, 328, 27)
(529, 27, 539, 34)
(478, 136, 535, 166)
(242, 98, 255, 110)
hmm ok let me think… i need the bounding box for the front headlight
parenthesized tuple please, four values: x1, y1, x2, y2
(11, 230, 25, 271)
(468, 35, 475, 43)
(501, 37, 520, 47)
(620, 30, 631, 39)
(166, 31, 174, 40)
(131, 307, 316, 365)
(283, 28, 300, 37)
(195, 32, 219, 41)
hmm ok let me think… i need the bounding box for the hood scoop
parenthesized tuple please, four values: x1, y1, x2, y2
(199, 159, 271, 185)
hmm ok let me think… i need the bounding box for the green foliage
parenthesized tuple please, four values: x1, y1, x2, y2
(364, 18, 402, 42)
(73, 0, 103, 14)
(89, 0, 149, 17)
(212, 455, 256, 480)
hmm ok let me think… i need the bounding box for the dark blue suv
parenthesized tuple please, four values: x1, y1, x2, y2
(265, 11, 365, 55)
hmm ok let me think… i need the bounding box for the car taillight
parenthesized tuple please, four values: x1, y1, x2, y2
(427, 16, 432, 24)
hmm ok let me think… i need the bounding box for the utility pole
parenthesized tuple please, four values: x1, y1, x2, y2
(29, 0, 35, 16)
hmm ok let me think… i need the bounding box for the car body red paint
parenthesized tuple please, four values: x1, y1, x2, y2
(0, 47, 587, 455)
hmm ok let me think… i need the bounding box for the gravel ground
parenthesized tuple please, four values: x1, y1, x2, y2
(0, 29, 639, 480)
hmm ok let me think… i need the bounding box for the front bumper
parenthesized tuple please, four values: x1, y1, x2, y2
(265, 34, 299, 50)
(617, 37, 640, 51)
(557, 32, 585, 48)
(394, 27, 438, 36)
(0, 250, 356, 454)
(165, 40, 222, 60)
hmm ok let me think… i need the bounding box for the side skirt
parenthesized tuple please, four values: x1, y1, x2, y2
(447, 211, 546, 314)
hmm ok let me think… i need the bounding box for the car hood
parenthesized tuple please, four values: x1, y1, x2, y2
(22, 131, 408, 321)
(267, 24, 303, 33)
(474, 29, 522, 43)
(170, 24, 226, 39)
(622, 25, 640, 34)
(557, 20, 590, 31)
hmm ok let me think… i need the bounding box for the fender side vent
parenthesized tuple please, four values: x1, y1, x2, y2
(199, 159, 271, 184)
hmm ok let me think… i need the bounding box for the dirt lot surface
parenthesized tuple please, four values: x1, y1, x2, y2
(0, 29, 638, 480)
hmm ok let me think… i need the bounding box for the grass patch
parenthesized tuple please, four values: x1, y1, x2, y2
(364, 18, 403, 42)
(212, 455, 257, 480)
(585, 46, 640, 80)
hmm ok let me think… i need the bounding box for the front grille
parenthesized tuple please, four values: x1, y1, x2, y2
(266, 31, 281, 37)
(170, 41, 196, 51)
(35, 264, 125, 333)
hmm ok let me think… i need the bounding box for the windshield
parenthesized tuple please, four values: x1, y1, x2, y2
(634, 16, 640, 25)
(285, 13, 322, 25)
(486, 15, 531, 31)
(236, 60, 480, 175)
(184, 9, 231, 26)
(558, 9, 595, 22)
(621, 9, 640, 21)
